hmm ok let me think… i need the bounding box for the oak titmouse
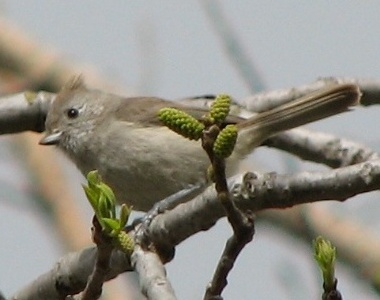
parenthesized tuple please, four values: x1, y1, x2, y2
(39, 77, 360, 211)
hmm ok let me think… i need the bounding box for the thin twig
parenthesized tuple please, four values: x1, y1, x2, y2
(204, 212, 254, 299)
(322, 279, 342, 300)
(81, 217, 114, 300)
(201, 124, 255, 299)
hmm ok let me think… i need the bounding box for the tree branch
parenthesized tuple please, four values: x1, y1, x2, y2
(148, 159, 380, 250)
(0, 91, 53, 134)
(11, 155, 380, 299)
(264, 127, 379, 168)
(238, 77, 380, 112)
(11, 248, 131, 300)
(131, 245, 177, 300)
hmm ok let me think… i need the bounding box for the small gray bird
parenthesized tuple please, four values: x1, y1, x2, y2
(40, 77, 360, 211)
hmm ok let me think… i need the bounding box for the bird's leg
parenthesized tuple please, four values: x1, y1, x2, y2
(133, 184, 203, 228)
(131, 184, 204, 251)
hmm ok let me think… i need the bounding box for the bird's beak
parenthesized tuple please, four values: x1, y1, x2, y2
(39, 131, 63, 145)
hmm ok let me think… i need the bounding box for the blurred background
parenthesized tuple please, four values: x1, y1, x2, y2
(1, 1, 380, 299)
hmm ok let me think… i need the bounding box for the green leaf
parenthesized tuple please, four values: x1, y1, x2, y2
(87, 170, 101, 187)
(119, 204, 132, 228)
(97, 193, 110, 218)
(99, 182, 116, 203)
(98, 183, 116, 218)
(313, 236, 336, 288)
(83, 185, 99, 210)
(101, 218, 120, 231)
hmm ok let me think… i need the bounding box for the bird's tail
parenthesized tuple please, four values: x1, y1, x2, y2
(234, 83, 360, 158)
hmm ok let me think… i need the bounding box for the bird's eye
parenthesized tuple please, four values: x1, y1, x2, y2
(66, 108, 79, 119)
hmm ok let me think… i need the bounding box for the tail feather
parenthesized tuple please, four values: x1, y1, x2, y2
(234, 84, 360, 157)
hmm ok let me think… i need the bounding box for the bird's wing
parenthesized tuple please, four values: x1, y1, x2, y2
(114, 96, 244, 127)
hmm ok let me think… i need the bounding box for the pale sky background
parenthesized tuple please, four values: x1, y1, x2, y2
(1, 1, 380, 299)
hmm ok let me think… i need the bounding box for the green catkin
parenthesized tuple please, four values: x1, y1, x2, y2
(116, 231, 135, 255)
(158, 108, 205, 140)
(210, 94, 232, 123)
(213, 125, 238, 158)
